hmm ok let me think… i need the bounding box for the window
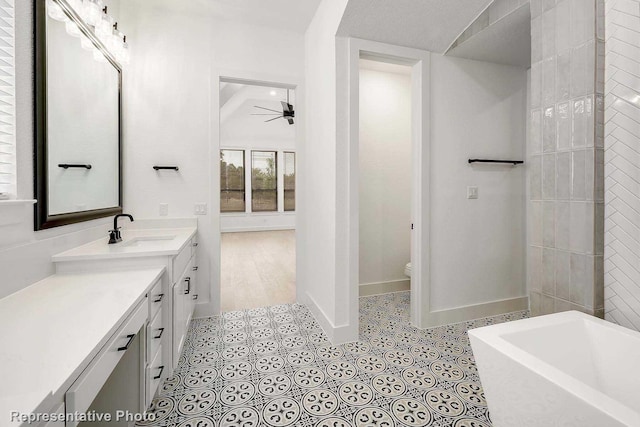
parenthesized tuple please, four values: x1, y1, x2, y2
(220, 150, 245, 212)
(251, 151, 277, 212)
(0, 0, 15, 198)
(284, 152, 295, 211)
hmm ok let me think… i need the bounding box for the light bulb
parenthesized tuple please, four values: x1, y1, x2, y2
(46, 0, 68, 22)
(95, 11, 114, 40)
(118, 37, 130, 65)
(82, 0, 103, 26)
(108, 28, 124, 58)
(65, 20, 82, 38)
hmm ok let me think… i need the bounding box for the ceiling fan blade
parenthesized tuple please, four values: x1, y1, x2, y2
(287, 118, 294, 125)
(254, 105, 282, 113)
(251, 113, 281, 116)
(281, 101, 293, 112)
(264, 116, 284, 123)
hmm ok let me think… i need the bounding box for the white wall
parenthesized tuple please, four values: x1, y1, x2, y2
(429, 55, 527, 311)
(119, 0, 305, 315)
(301, 0, 350, 341)
(0, 0, 123, 299)
(358, 62, 412, 287)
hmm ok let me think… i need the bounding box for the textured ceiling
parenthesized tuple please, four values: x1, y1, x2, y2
(337, 0, 493, 54)
(153, 0, 322, 33)
(446, 5, 531, 68)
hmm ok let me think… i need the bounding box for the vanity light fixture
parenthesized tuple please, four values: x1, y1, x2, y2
(81, 0, 104, 27)
(119, 36, 130, 65)
(65, 19, 83, 37)
(95, 7, 114, 40)
(52, 0, 129, 67)
(108, 23, 125, 58)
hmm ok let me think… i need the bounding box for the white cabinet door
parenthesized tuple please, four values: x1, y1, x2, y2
(172, 279, 186, 368)
(184, 260, 196, 328)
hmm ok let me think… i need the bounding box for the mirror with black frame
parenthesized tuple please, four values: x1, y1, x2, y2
(34, 0, 123, 230)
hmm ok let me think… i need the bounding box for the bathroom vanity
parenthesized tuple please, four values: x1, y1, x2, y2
(0, 219, 198, 427)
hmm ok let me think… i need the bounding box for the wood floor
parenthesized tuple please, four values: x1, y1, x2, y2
(220, 230, 296, 312)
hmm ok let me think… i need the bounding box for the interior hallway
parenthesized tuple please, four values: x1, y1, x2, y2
(221, 230, 296, 312)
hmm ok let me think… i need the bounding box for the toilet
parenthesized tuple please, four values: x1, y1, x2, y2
(404, 262, 412, 278)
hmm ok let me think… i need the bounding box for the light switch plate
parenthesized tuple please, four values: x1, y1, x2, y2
(194, 203, 208, 215)
(159, 203, 169, 216)
(467, 186, 479, 199)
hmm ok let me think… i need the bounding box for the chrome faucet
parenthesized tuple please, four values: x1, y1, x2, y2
(108, 214, 134, 244)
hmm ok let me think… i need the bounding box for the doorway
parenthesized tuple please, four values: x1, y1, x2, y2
(345, 39, 431, 336)
(358, 58, 413, 299)
(218, 79, 297, 312)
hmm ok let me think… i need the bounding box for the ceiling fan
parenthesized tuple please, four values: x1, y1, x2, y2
(251, 89, 295, 125)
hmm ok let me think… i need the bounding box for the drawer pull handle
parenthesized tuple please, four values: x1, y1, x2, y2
(192, 242, 198, 247)
(153, 365, 165, 380)
(193, 294, 198, 300)
(153, 293, 164, 303)
(118, 334, 136, 351)
(154, 328, 165, 339)
(192, 266, 199, 271)
(184, 277, 191, 294)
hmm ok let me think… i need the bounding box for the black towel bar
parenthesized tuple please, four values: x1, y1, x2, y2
(153, 166, 180, 171)
(468, 159, 524, 165)
(58, 164, 92, 169)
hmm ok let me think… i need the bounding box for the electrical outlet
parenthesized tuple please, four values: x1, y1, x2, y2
(467, 186, 479, 199)
(159, 203, 169, 216)
(194, 203, 208, 215)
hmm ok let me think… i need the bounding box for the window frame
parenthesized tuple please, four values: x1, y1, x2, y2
(283, 151, 295, 212)
(220, 149, 246, 213)
(251, 150, 278, 213)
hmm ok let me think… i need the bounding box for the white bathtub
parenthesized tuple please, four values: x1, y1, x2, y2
(469, 311, 640, 426)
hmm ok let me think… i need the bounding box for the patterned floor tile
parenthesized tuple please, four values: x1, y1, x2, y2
(139, 292, 528, 427)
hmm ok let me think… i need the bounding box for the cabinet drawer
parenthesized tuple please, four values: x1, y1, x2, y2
(146, 345, 164, 407)
(65, 299, 148, 427)
(147, 308, 164, 362)
(148, 279, 163, 320)
(172, 242, 192, 283)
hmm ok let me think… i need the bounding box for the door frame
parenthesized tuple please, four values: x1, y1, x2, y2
(346, 38, 431, 329)
(208, 70, 303, 315)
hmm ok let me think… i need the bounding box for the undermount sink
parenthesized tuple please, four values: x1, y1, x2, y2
(121, 235, 176, 247)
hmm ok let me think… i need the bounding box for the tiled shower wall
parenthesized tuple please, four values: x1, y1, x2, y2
(604, 0, 640, 331)
(528, 0, 606, 316)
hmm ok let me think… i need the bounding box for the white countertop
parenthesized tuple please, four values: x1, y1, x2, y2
(0, 268, 165, 425)
(52, 227, 197, 262)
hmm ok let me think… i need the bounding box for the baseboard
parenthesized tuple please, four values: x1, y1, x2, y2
(425, 295, 529, 328)
(306, 293, 358, 345)
(359, 279, 410, 297)
(194, 301, 217, 319)
(221, 225, 295, 233)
